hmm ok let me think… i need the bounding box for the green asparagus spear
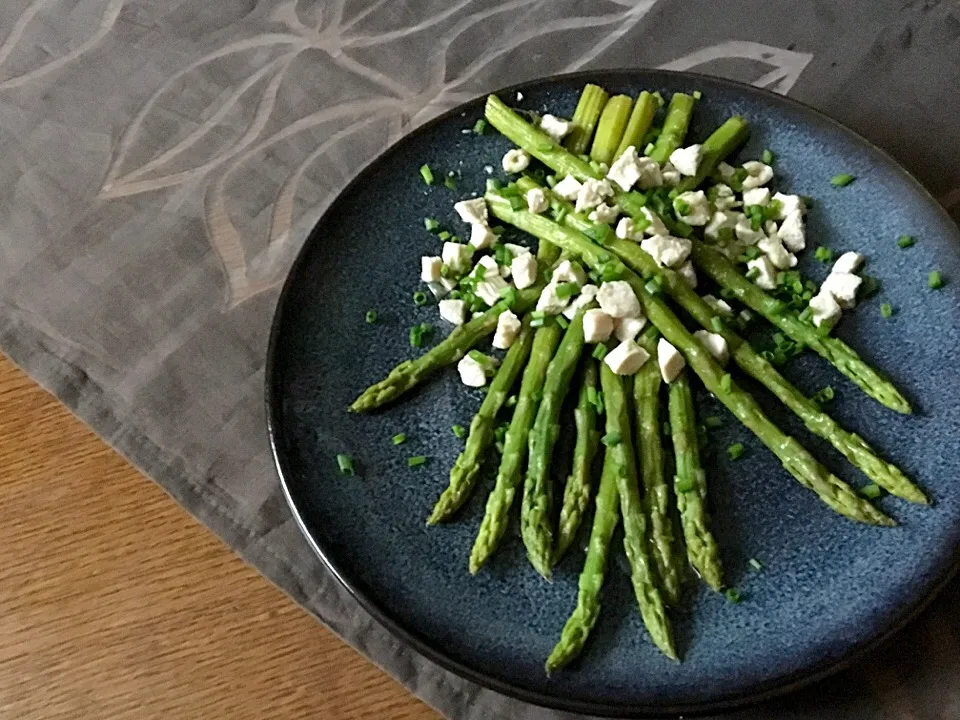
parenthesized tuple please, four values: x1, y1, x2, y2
(470, 319, 564, 573)
(428, 317, 535, 524)
(689, 239, 912, 415)
(514, 176, 925, 503)
(647, 92, 696, 164)
(564, 84, 609, 155)
(590, 95, 633, 166)
(555, 359, 601, 562)
(485, 193, 894, 526)
(668, 370, 724, 591)
(633, 329, 684, 605)
(599, 363, 677, 659)
(546, 449, 619, 673)
(614, 91, 658, 161)
(677, 116, 750, 191)
(523, 304, 592, 579)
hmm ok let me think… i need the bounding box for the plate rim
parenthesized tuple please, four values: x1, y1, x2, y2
(265, 67, 960, 718)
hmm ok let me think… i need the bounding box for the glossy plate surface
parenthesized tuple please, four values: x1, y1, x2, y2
(267, 71, 960, 717)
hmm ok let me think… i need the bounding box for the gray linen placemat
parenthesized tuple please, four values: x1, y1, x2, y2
(1, 1, 959, 717)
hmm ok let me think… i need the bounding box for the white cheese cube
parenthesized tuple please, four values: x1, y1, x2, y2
(589, 203, 620, 225)
(669, 144, 703, 176)
(511, 253, 538, 289)
(809, 290, 841, 328)
(693, 330, 729, 365)
(717, 162, 736, 182)
(540, 114, 572, 142)
(661, 161, 681, 187)
(833, 251, 865, 275)
(657, 338, 686, 383)
(575, 178, 613, 213)
(673, 190, 711, 226)
(705, 210, 741, 242)
(604, 339, 651, 375)
(442, 242, 471, 273)
(525, 187, 549, 214)
(778, 210, 806, 252)
(476, 275, 510, 306)
(616, 217, 642, 241)
(742, 187, 771, 206)
(438, 299, 466, 325)
(562, 284, 599, 319)
(536, 282, 571, 315)
(636, 156, 664, 189)
(741, 160, 774, 189)
(458, 355, 490, 387)
(552, 259, 587, 287)
(677, 260, 697, 289)
(758, 233, 795, 270)
(597, 280, 642, 318)
(702, 294, 734, 316)
(502, 148, 531, 174)
(607, 145, 644, 191)
(614, 315, 647, 342)
(640, 234, 692, 268)
(821, 272, 862, 309)
(428, 278, 457, 299)
(454, 198, 488, 225)
(735, 217, 766, 246)
(553, 175, 583, 201)
(492, 310, 522, 349)
(583, 309, 614, 343)
(421, 256, 443, 283)
(746, 255, 778, 290)
(473, 254, 499, 276)
(772, 192, 806, 219)
(470, 223, 497, 249)
(711, 183, 740, 210)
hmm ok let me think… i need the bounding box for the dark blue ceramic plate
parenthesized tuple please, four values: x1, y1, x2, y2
(267, 71, 960, 717)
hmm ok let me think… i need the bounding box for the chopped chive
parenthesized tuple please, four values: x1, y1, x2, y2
(929, 270, 945, 289)
(424, 217, 440, 232)
(897, 234, 915, 249)
(674, 199, 691, 216)
(762, 148, 775, 165)
(444, 172, 458, 190)
(704, 416, 723, 429)
(530, 318, 546, 328)
(860, 483, 883, 499)
(711, 316, 725, 333)
(499, 287, 517, 307)
(692, 89, 702, 100)
(413, 291, 428, 306)
(601, 431, 621, 447)
(643, 142, 655, 156)
(420, 164, 435, 185)
(556, 315, 570, 329)
(724, 588, 743, 604)
(474, 265, 486, 281)
(472, 118, 488, 135)
(727, 442, 745, 461)
(365, 310, 378, 324)
(592, 343, 609, 360)
(531, 310, 546, 320)
(452, 424, 467, 440)
(336, 454, 355, 476)
(505, 394, 518, 408)
(880, 302, 894, 318)
(720, 373, 732, 392)
(644, 278, 660, 295)
(830, 173, 855, 187)
(554, 282, 579, 299)
(675, 477, 695, 493)
(407, 455, 428, 467)
(814, 246, 833, 263)
(450, 235, 462, 243)
(391, 433, 407, 445)
(749, 558, 764, 571)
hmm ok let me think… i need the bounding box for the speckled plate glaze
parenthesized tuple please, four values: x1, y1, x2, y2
(267, 71, 960, 717)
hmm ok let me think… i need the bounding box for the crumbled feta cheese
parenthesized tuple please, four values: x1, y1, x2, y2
(741, 161, 774, 189)
(575, 178, 613, 213)
(516, 91, 524, 101)
(614, 315, 647, 342)
(711, 183, 740, 211)
(832, 251, 865, 275)
(640, 234, 692, 268)
(705, 210, 741, 242)
(669, 144, 703, 176)
(778, 210, 805, 252)
(562, 284, 599, 319)
(742, 187, 771, 206)
(635, 156, 664, 189)
(536, 282, 571, 315)
(821, 272, 862, 309)
(421, 256, 443, 282)
(458, 354, 489, 387)
(473, 255, 499, 277)
(597, 280, 642, 318)
(657, 338, 686, 383)
(493, 310, 522, 349)
(454, 198, 488, 225)
(502, 148, 531, 174)
(442, 241, 471, 273)
(553, 175, 583, 201)
(677, 260, 697, 289)
(809, 290, 841, 328)
(511, 253, 538, 289)
(604, 339, 650, 375)
(589, 203, 620, 224)
(640, 207, 670, 236)
(583, 309, 615, 343)
(735, 217, 766, 245)
(552, 259, 587, 287)
(693, 330, 729, 365)
(438, 299, 466, 325)
(504, 243, 530, 257)
(539, 114, 572, 142)
(674, 190, 711, 226)
(428, 278, 457, 299)
(616, 217, 642, 241)
(758, 233, 796, 270)
(525, 187, 548, 214)
(476, 275, 510, 306)
(702, 294, 734, 316)
(661, 162, 681, 187)
(717, 162, 736, 182)
(607, 146, 643, 191)
(764, 219, 778, 237)
(746, 255, 778, 290)
(483, 165, 494, 174)
(469, 223, 496, 249)
(771, 192, 806, 219)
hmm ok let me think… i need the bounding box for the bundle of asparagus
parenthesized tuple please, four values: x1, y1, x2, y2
(348, 83, 927, 671)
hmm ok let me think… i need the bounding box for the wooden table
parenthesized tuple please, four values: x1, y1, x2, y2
(0, 354, 439, 720)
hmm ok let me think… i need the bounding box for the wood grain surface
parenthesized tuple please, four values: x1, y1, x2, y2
(0, 353, 440, 720)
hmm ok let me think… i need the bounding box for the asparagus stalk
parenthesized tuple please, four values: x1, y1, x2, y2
(647, 92, 696, 164)
(677, 116, 750, 191)
(485, 193, 894, 526)
(428, 317, 535, 524)
(546, 449, 619, 673)
(668, 370, 724, 591)
(590, 95, 633, 166)
(469, 319, 564, 573)
(523, 304, 592, 578)
(564, 84, 609, 155)
(614, 91, 658, 161)
(689, 239, 913, 415)
(599, 363, 677, 660)
(514, 176, 925, 504)
(555, 359, 601, 563)
(633, 329, 684, 605)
